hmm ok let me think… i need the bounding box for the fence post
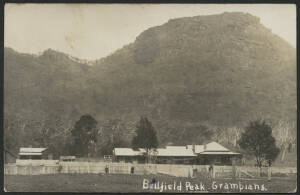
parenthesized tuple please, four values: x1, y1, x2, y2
(267, 166, 271, 181)
(29, 164, 32, 175)
(189, 167, 193, 178)
(232, 165, 236, 179)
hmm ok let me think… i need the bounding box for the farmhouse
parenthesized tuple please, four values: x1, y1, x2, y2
(113, 141, 241, 165)
(187, 142, 241, 165)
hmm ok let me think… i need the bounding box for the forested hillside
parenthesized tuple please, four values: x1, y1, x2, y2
(4, 12, 296, 159)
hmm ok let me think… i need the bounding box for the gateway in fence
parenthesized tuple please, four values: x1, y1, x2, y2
(113, 141, 242, 165)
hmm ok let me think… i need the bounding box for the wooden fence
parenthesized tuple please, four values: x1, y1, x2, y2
(16, 159, 59, 165)
(4, 162, 296, 178)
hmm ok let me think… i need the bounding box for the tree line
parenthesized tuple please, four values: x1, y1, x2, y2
(4, 113, 295, 167)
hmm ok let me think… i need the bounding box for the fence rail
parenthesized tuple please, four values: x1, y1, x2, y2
(4, 162, 297, 178)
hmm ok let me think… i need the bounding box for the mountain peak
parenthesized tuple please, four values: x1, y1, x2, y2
(4, 13, 296, 141)
(166, 12, 260, 27)
(41, 48, 67, 59)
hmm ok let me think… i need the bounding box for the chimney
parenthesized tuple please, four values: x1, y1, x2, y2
(204, 144, 207, 150)
(192, 144, 195, 153)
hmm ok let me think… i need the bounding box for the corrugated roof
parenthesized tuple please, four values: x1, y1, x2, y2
(200, 151, 240, 155)
(165, 146, 186, 150)
(113, 142, 237, 157)
(19, 152, 43, 155)
(156, 148, 196, 157)
(204, 142, 230, 152)
(60, 156, 76, 160)
(187, 142, 230, 153)
(114, 147, 195, 157)
(113, 148, 146, 156)
(186, 145, 205, 153)
(19, 147, 47, 153)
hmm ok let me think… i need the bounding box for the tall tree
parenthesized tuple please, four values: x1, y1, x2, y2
(132, 117, 158, 163)
(238, 120, 280, 169)
(97, 118, 130, 155)
(71, 114, 98, 157)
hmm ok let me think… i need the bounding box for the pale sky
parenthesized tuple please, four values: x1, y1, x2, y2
(5, 4, 296, 60)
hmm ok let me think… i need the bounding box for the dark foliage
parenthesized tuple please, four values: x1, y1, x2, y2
(71, 114, 98, 157)
(132, 117, 158, 150)
(238, 120, 280, 167)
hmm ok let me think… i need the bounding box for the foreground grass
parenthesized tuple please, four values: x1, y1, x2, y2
(4, 173, 297, 193)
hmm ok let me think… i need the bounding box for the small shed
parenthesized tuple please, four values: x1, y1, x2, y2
(18, 147, 48, 160)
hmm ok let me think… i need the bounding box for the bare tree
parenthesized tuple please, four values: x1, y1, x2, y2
(272, 120, 296, 161)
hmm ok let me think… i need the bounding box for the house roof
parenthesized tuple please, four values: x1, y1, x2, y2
(204, 142, 230, 152)
(187, 142, 230, 153)
(156, 147, 196, 157)
(113, 148, 146, 156)
(19, 147, 47, 153)
(165, 146, 186, 150)
(186, 145, 205, 153)
(60, 156, 76, 160)
(113, 142, 239, 157)
(200, 151, 240, 155)
(19, 152, 44, 156)
(114, 147, 195, 157)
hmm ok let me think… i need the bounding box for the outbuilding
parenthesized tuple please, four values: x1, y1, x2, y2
(18, 147, 48, 160)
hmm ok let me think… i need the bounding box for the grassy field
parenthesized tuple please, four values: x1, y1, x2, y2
(4, 173, 297, 193)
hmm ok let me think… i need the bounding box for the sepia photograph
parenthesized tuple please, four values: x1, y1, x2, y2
(3, 3, 297, 193)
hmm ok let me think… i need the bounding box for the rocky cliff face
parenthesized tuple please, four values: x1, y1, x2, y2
(90, 12, 296, 125)
(4, 12, 296, 144)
